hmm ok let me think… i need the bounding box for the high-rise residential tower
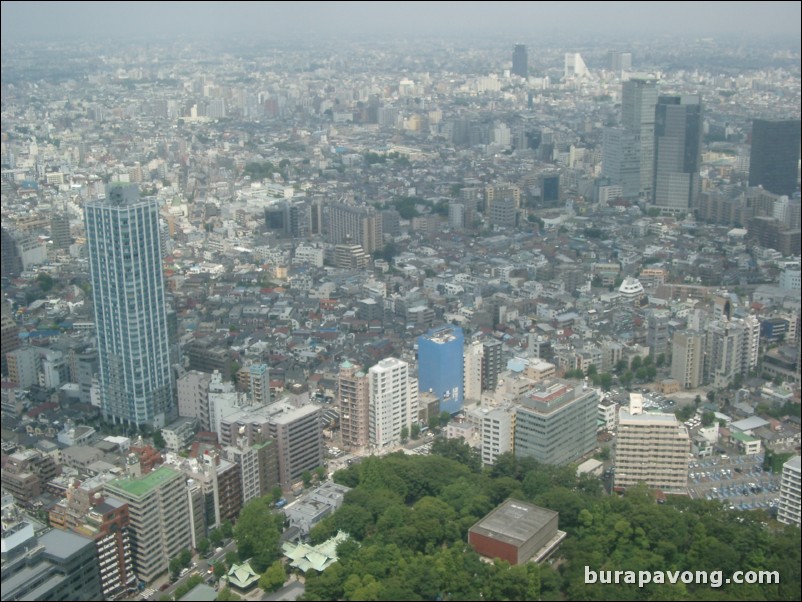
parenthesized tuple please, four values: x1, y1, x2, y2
(338, 360, 370, 450)
(512, 44, 528, 78)
(327, 203, 382, 255)
(670, 331, 704, 390)
(369, 357, 416, 449)
(85, 184, 175, 428)
(418, 326, 464, 415)
(652, 95, 703, 214)
(104, 466, 191, 583)
(614, 394, 690, 494)
(481, 339, 503, 392)
(748, 119, 801, 197)
(777, 455, 801, 527)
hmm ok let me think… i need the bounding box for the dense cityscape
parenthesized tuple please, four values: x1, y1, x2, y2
(1, 3, 800, 601)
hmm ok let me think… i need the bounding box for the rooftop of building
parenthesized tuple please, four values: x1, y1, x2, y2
(731, 431, 760, 443)
(469, 498, 558, 546)
(618, 408, 680, 425)
(784, 456, 801, 471)
(105, 465, 179, 499)
(730, 416, 770, 432)
(421, 325, 462, 344)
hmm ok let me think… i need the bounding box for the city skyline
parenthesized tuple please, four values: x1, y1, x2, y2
(0, 2, 799, 599)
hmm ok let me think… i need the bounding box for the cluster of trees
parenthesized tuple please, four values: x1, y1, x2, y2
(233, 497, 284, 572)
(561, 355, 666, 394)
(364, 151, 411, 166)
(166, 575, 203, 601)
(300, 444, 800, 601)
(168, 548, 193, 580)
(243, 161, 278, 180)
(385, 196, 430, 219)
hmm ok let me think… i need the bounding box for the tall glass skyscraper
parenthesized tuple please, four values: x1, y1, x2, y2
(652, 95, 703, 214)
(418, 326, 464, 415)
(748, 119, 802, 197)
(621, 76, 658, 199)
(512, 44, 528, 78)
(85, 184, 175, 427)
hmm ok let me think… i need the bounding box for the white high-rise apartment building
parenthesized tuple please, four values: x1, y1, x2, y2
(614, 394, 690, 494)
(777, 456, 801, 527)
(464, 341, 484, 402)
(369, 358, 415, 449)
(481, 407, 515, 466)
(177, 371, 212, 431)
(85, 184, 174, 427)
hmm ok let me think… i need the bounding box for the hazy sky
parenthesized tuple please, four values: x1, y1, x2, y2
(2, 1, 800, 41)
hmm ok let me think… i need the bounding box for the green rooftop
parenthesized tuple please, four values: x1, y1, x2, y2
(731, 431, 759, 443)
(107, 466, 180, 499)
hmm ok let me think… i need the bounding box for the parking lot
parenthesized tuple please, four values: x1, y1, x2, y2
(688, 455, 782, 513)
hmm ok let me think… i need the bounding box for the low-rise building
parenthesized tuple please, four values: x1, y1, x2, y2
(468, 499, 564, 565)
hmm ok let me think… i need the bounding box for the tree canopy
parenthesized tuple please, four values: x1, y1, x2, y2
(300, 449, 801, 601)
(233, 497, 284, 572)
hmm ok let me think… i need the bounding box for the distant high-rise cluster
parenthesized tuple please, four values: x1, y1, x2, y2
(607, 50, 632, 75)
(603, 76, 705, 214)
(603, 76, 658, 201)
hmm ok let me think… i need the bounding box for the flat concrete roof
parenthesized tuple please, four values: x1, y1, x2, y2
(106, 465, 179, 499)
(469, 499, 557, 547)
(784, 456, 801, 471)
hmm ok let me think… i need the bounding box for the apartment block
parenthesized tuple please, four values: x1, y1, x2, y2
(614, 394, 689, 494)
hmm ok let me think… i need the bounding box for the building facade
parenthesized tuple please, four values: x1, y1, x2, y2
(481, 339, 503, 393)
(177, 370, 212, 431)
(338, 360, 371, 450)
(621, 76, 658, 199)
(514, 380, 599, 465)
(85, 184, 174, 427)
(369, 357, 416, 449)
(614, 395, 690, 494)
(418, 326, 464, 415)
(652, 95, 703, 214)
(671, 331, 704, 390)
(748, 119, 801, 197)
(512, 44, 528, 78)
(103, 466, 191, 583)
(777, 455, 801, 528)
(327, 203, 382, 255)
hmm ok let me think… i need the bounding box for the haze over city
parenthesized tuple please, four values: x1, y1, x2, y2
(2, 1, 801, 40)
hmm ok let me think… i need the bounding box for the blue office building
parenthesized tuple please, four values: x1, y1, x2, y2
(418, 326, 464, 415)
